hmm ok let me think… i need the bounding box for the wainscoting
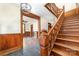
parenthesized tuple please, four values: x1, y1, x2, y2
(0, 33, 23, 55)
(24, 32, 31, 37)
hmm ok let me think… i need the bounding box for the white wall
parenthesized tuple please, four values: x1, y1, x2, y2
(56, 3, 76, 12)
(0, 3, 20, 34)
(23, 16, 38, 32)
(27, 3, 57, 31)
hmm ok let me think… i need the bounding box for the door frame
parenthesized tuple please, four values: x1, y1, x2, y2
(21, 10, 41, 38)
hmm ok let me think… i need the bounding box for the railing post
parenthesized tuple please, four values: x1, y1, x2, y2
(39, 30, 49, 56)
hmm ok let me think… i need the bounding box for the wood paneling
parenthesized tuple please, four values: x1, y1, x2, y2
(65, 8, 79, 17)
(24, 31, 31, 37)
(0, 33, 23, 55)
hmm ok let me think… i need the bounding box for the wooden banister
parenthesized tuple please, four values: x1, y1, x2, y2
(39, 6, 64, 56)
(48, 11, 64, 35)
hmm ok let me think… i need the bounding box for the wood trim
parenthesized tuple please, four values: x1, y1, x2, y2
(21, 9, 23, 35)
(38, 20, 41, 37)
(22, 10, 41, 38)
(30, 24, 33, 37)
(24, 31, 30, 37)
(22, 11, 40, 20)
(0, 46, 21, 56)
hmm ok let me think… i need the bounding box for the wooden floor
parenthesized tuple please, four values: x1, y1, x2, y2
(7, 37, 40, 56)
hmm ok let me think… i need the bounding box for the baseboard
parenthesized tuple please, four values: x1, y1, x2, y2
(0, 46, 22, 56)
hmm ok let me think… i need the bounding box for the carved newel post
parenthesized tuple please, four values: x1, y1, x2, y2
(40, 30, 49, 56)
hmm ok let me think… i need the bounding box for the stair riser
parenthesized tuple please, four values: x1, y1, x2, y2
(64, 19, 79, 22)
(64, 18, 79, 21)
(56, 40, 79, 47)
(62, 26, 79, 28)
(63, 21, 79, 24)
(59, 31, 79, 34)
(54, 44, 79, 56)
(61, 27, 79, 29)
(51, 51, 61, 56)
(57, 35, 79, 39)
(61, 28, 79, 30)
(62, 24, 79, 27)
(57, 38, 79, 43)
(60, 28, 79, 32)
(65, 16, 79, 20)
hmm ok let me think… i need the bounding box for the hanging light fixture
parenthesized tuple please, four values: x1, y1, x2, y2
(21, 3, 32, 12)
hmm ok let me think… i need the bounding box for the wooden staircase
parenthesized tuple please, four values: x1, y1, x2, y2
(51, 15, 79, 56)
(40, 3, 79, 56)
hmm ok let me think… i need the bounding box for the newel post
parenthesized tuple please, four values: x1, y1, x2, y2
(39, 30, 49, 56)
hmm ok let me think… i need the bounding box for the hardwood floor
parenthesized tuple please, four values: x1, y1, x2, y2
(7, 37, 40, 56)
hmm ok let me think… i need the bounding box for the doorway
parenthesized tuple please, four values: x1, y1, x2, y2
(21, 5, 41, 55)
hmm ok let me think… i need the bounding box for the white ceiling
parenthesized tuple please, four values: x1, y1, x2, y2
(23, 3, 57, 24)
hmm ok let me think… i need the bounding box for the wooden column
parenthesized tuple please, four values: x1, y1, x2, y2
(38, 20, 41, 38)
(20, 8, 23, 47)
(30, 24, 33, 37)
(24, 23, 26, 33)
(40, 30, 49, 56)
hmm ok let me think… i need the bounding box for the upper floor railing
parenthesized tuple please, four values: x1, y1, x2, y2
(45, 3, 63, 18)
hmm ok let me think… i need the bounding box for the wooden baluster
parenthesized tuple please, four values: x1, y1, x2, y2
(40, 30, 49, 56)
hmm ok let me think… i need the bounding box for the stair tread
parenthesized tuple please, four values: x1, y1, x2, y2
(55, 42, 79, 51)
(63, 24, 79, 26)
(52, 15, 79, 56)
(62, 26, 79, 28)
(63, 23, 79, 25)
(64, 21, 79, 23)
(65, 15, 79, 20)
(63, 21, 79, 24)
(52, 46, 73, 56)
(62, 25, 79, 27)
(57, 37, 79, 43)
(61, 27, 79, 29)
(58, 34, 79, 37)
(64, 19, 79, 22)
(61, 29, 79, 31)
